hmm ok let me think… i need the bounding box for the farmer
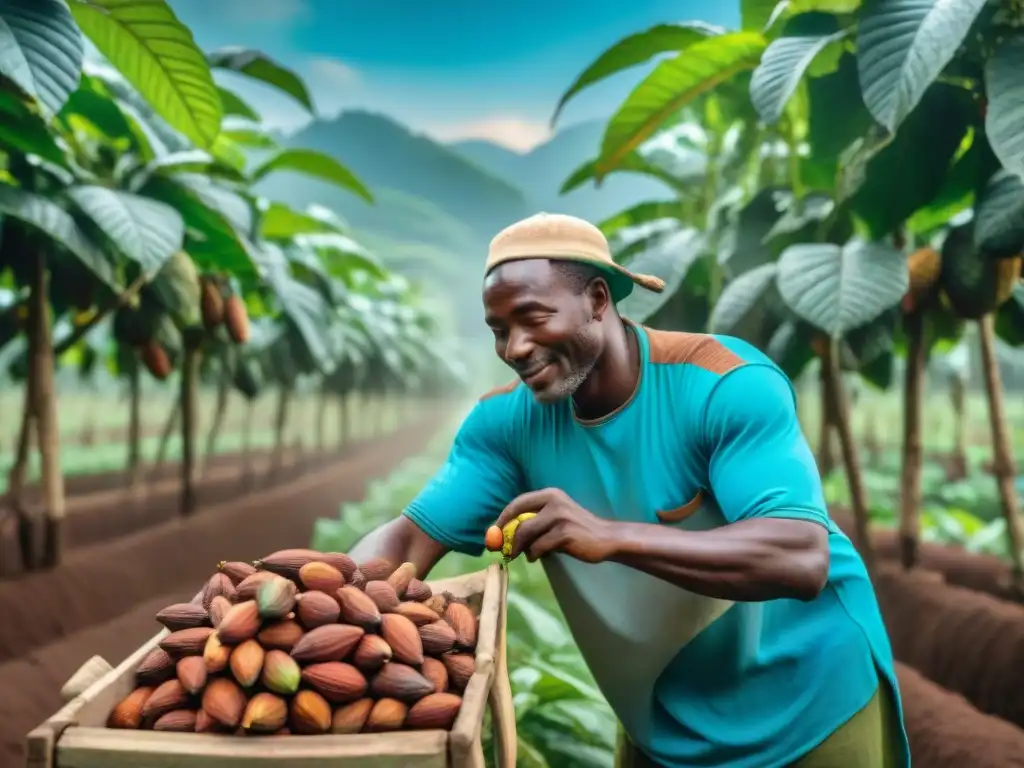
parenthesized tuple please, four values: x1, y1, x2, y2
(349, 213, 911, 767)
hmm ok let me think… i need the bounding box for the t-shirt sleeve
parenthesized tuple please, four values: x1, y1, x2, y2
(402, 397, 525, 556)
(700, 363, 836, 532)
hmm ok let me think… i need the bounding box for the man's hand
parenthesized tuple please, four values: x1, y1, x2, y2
(495, 488, 614, 564)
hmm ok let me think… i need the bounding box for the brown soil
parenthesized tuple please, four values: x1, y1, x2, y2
(875, 564, 1024, 730)
(832, 511, 1018, 602)
(0, 416, 446, 666)
(897, 662, 1024, 767)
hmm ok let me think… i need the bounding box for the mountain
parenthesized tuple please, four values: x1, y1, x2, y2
(450, 119, 673, 224)
(257, 110, 528, 248)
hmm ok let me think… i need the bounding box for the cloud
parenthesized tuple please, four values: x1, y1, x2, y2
(422, 117, 553, 152)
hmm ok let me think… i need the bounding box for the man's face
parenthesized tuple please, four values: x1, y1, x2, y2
(482, 260, 605, 403)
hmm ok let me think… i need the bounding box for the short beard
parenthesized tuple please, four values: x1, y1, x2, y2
(531, 321, 601, 404)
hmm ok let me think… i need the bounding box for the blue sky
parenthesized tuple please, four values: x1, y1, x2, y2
(167, 0, 739, 151)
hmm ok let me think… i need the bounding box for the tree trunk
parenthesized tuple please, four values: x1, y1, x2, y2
(8, 376, 37, 571)
(79, 390, 96, 446)
(317, 381, 328, 452)
(180, 348, 199, 516)
(202, 357, 231, 478)
(898, 309, 926, 569)
(949, 374, 968, 481)
(126, 362, 142, 491)
(151, 397, 180, 479)
(31, 250, 65, 569)
(823, 341, 875, 570)
(816, 365, 836, 476)
(977, 313, 1024, 592)
(337, 393, 348, 449)
(272, 386, 291, 477)
(242, 398, 255, 485)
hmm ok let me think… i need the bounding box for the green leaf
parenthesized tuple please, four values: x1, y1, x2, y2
(251, 149, 373, 204)
(551, 22, 722, 125)
(805, 52, 873, 185)
(0, 90, 69, 165)
(850, 83, 972, 239)
(207, 46, 313, 113)
(66, 185, 183, 273)
(776, 238, 908, 336)
(167, 172, 254, 234)
(0, 0, 83, 118)
(856, 0, 987, 133)
(595, 33, 766, 180)
(69, 0, 222, 149)
(972, 170, 1024, 257)
(765, 320, 816, 378)
(750, 30, 847, 124)
(995, 283, 1024, 346)
(709, 263, 779, 336)
(561, 151, 698, 196)
(985, 34, 1024, 182)
(260, 244, 335, 369)
(742, 0, 785, 31)
(905, 130, 989, 236)
(616, 228, 705, 323)
(217, 85, 259, 121)
(719, 187, 791, 277)
(596, 200, 681, 240)
(259, 201, 338, 240)
(59, 81, 135, 142)
(0, 183, 117, 289)
(221, 125, 278, 149)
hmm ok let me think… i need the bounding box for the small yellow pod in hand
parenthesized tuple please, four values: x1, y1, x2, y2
(500, 512, 537, 560)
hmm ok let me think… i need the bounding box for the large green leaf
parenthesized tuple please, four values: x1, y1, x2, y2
(905, 132, 992, 235)
(596, 200, 681, 240)
(561, 151, 699, 195)
(984, 34, 1024, 182)
(0, 183, 116, 288)
(250, 149, 373, 204)
(708, 262, 779, 336)
(750, 30, 848, 124)
(741, 0, 784, 31)
(972, 170, 1024, 257)
(59, 80, 135, 142)
(804, 53, 873, 187)
(260, 244, 334, 370)
(67, 186, 183, 273)
(995, 283, 1024, 346)
(850, 83, 972, 239)
(259, 201, 339, 240)
(616, 228, 705, 323)
(69, 0, 222, 149)
(0, 0, 83, 118)
(718, 187, 791, 277)
(595, 33, 766, 180)
(856, 0, 987, 133)
(217, 85, 259, 121)
(552, 22, 722, 125)
(167, 173, 254, 234)
(0, 90, 69, 165)
(776, 238, 907, 336)
(207, 47, 313, 113)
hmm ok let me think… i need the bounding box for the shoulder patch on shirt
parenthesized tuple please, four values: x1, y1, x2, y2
(645, 328, 746, 375)
(478, 379, 520, 402)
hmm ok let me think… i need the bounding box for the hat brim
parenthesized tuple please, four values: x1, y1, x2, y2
(485, 253, 665, 302)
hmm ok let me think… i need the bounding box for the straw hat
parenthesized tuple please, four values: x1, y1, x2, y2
(485, 212, 665, 301)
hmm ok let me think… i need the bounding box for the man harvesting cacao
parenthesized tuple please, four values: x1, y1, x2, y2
(350, 213, 911, 767)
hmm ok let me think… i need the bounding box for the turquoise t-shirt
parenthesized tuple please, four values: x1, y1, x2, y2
(404, 323, 911, 768)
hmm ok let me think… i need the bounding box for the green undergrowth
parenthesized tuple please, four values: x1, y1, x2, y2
(312, 410, 617, 768)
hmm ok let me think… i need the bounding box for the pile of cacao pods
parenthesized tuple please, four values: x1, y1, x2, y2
(107, 548, 477, 736)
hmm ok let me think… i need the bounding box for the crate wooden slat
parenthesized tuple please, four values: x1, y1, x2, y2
(26, 565, 515, 768)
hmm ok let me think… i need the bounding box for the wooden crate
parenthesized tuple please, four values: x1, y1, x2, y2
(26, 564, 516, 768)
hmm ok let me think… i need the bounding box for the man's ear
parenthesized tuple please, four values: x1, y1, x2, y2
(586, 278, 612, 320)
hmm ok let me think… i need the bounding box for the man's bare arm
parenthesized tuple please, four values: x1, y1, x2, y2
(347, 517, 450, 579)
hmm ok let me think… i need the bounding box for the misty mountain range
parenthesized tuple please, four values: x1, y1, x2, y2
(252, 111, 671, 330)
